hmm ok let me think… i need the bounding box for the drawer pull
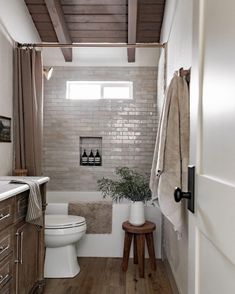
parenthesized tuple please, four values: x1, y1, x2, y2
(0, 213, 10, 221)
(14, 232, 19, 264)
(0, 245, 9, 255)
(20, 232, 23, 264)
(0, 273, 9, 285)
(14, 232, 23, 264)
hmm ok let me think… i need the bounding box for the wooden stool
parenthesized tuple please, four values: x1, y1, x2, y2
(122, 221, 156, 278)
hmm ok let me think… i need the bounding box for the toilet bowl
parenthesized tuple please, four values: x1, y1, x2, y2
(44, 214, 86, 278)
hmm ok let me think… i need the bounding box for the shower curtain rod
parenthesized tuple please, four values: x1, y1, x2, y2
(17, 42, 165, 49)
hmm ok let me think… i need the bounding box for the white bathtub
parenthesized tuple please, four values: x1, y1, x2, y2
(46, 191, 162, 258)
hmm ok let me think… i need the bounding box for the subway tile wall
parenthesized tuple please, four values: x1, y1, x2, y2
(43, 67, 158, 191)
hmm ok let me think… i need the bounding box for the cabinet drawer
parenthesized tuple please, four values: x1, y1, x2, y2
(0, 229, 13, 263)
(0, 199, 14, 232)
(0, 254, 13, 290)
(15, 192, 29, 222)
(0, 279, 12, 294)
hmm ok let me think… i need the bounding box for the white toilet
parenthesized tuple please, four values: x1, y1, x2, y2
(44, 214, 86, 278)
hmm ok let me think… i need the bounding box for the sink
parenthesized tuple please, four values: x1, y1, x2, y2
(0, 181, 10, 186)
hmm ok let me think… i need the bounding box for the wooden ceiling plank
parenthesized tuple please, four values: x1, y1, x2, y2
(35, 22, 55, 31)
(67, 22, 127, 31)
(138, 22, 161, 30)
(127, 0, 137, 62)
(41, 36, 59, 42)
(140, 4, 164, 14)
(137, 37, 160, 42)
(27, 4, 48, 13)
(139, 0, 164, 3)
(62, 5, 127, 15)
(139, 14, 163, 22)
(38, 29, 57, 38)
(31, 13, 51, 22)
(72, 37, 127, 43)
(60, 0, 127, 5)
(25, 0, 44, 4)
(65, 15, 127, 23)
(138, 30, 160, 37)
(31, 13, 131, 23)
(45, 0, 72, 62)
(69, 30, 127, 38)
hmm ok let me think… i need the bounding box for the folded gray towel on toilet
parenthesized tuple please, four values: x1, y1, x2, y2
(10, 178, 43, 227)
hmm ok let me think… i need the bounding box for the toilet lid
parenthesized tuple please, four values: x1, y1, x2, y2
(45, 215, 86, 229)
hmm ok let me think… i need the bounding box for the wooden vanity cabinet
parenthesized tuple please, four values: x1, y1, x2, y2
(15, 222, 39, 294)
(0, 183, 47, 294)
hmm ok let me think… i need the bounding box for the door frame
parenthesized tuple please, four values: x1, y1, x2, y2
(188, 0, 204, 292)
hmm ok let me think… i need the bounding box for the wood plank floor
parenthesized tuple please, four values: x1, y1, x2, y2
(44, 257, 173, 294)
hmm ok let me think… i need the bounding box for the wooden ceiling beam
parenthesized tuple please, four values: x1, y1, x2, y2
(127, 0, 138, 62)
(45, 0, 72, 62)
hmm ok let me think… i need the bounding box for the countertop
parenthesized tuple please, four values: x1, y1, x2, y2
(0, 176, 50, 202)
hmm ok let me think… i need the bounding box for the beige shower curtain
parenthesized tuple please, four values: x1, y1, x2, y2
(14, 48, 43, 176)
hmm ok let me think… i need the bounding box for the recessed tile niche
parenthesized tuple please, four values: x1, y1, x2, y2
(79, 137, 102, 166)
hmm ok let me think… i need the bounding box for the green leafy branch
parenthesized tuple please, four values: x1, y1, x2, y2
(97, 167, 151, 202)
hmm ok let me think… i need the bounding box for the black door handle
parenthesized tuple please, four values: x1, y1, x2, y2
(174, 187, 191, 202)
(173, 166, 195, 213)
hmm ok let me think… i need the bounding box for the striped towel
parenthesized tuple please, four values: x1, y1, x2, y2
(10, 178, 43, 227)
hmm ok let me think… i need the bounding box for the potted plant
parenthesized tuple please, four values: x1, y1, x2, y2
(97, 167, 151, 226)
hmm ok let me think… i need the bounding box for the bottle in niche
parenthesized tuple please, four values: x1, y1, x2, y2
(95, 149, 101, 166)
(81, 149, 88, 165)
(88, 149, 95, 166)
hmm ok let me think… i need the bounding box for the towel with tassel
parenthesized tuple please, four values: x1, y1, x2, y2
(150, 73, 189, 233)
(10, 178, 43, 227)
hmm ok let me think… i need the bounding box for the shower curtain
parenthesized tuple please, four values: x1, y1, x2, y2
(13, 48, 43, 176)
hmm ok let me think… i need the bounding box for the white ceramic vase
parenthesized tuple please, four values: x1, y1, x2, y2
(129, 201, 145, 226)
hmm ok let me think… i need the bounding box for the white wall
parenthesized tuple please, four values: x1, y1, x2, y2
(0, 23, 13, 175)
(0, 0, 40, 43)
(161, 0, 192, 82)
(159, 1, 193, 294)
(43, 47, 160, 67)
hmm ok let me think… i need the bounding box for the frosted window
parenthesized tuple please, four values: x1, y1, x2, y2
(103, 86, 131, 99)
(66, 83, 101, 100)
(66, 81, 133, 100)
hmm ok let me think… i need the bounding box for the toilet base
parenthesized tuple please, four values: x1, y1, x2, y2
(44, 244, 80, 278)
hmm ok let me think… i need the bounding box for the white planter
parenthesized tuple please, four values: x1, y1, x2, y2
(129, 201, 145, 226)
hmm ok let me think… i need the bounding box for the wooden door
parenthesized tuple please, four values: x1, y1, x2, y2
(188, 0, 235, 293)
(15, 222, 39, 294)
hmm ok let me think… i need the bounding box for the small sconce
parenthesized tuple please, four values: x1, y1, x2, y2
(43, 67, 54, 80)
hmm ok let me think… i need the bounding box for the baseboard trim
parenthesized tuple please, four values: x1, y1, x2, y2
(163, 256, 180, 294)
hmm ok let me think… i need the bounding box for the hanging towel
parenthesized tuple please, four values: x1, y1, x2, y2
(150, 74, 189, 233)
(10, 178, 43, 227)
